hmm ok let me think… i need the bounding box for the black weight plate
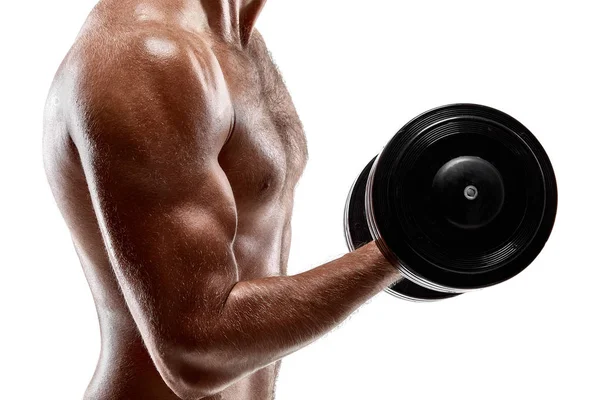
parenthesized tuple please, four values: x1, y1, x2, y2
(344, 157, 460, 301)
(367, 104, 558, 292)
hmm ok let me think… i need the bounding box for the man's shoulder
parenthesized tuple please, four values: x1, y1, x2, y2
(52, 22, 234, 151)
(70, 23, 222, 93)
(63, 24, 229, 113)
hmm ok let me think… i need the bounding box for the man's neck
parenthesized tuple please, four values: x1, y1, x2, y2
(199, 0, 266, 46)
(97, 0, 266, 47)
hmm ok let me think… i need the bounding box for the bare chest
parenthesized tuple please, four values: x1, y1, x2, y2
(216, 35, 308, 214)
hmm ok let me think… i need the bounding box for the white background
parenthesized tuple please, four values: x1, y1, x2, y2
(1, 1, 598, 399)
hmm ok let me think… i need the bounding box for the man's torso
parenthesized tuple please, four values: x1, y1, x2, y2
(43, 1, 307, 399)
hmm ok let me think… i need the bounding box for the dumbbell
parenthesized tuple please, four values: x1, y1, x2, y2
(344, 104, 557, 301)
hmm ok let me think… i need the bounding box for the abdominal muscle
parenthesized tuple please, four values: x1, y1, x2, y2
(86, 320, 280, 400)
(79, 214, 289, 400)
(83, 245, 285, 400)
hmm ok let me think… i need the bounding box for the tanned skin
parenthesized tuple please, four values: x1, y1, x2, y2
(43, 1, 402, 399)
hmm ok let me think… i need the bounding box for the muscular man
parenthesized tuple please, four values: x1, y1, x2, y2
(43, 1, 401, 398)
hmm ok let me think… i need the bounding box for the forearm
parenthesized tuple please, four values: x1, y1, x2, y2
(207, 241, 401, 383)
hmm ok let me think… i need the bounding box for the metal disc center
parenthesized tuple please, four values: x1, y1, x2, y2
(432, 156, 505, 229)
(464, 185, 479, 200)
